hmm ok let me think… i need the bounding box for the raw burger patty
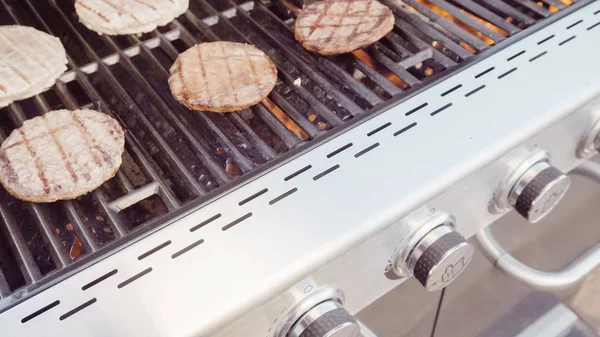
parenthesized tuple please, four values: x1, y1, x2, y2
(75, 0, 189, 35)
(0, 25, 67, 108)
(169, 41, 277, 113)
(0, 109, 125, 203)
(295, 0, 394, 55)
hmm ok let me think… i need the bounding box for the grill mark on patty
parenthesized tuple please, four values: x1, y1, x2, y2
(5, 62, 32, 85)
(41, 115, 79, 183)
(3, 124, 73, 150)
(0, 31, 50, 72)
(99, 0, 120, 10)
(71, 114, 103, 168)
(307, 1, 334, 39)
(220, 43, 238, 106)
(347, 0, 373, 44)
(133, 0, 157, 11)
(130, 14, 142, 24)
(175, 61, 187, 101)
(243, 47, 261, 93)
(18, 129, 50, 195)
(196, 45, 212, 105)
(77, 1, 111, 23)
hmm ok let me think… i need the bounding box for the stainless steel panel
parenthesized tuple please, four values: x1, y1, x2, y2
(436, 167, 600, 336)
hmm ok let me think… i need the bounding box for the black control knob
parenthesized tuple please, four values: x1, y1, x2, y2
(288, 300, 360, 337)
(509, 161, 570, 223)
(406, 225, 474, 291)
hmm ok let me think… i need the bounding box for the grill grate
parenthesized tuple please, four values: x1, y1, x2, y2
(0, 0, 576, 308)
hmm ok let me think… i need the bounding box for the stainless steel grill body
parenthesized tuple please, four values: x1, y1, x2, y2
(0, 0, 598, 336)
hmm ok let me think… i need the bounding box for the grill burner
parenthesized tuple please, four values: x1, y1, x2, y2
(0, 0, 577, 310)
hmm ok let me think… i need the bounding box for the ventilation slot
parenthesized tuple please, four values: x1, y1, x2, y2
(498, 68, 517, 79)
(21, 301, 60, 323)
(222, 213, 253, 231)
(475, 67, 494, 78)
(284, 165, 312, 181)
(559, 36, 576, 45)
(327, 143, 353, 158)
(269, 188, 298, 205)
(355, 143, 380, 158)
(59, 299, 96, 321)
(588, 22, 600, 30)
(529, 51, 548, 62)
(441, 85, 462, 97)
(367, 122, 391, 136)
(465, 85, 486, 97)
(393, 122, 418, 136)
(430, 103, 453, 116)
(567, 20, 583, 29)
(171, 239, 204, 259)
(507, 50, 526, 61)
(405, 103, 428, 116)
(82, 269, 118, 291)
(538, 35, 555, 45)
(138, 241, 171, 260)
(313, 165, 340, 181)
(239, 188, 268, 206)
(190, 214, 221, 232)
(117, 268, 152, 289)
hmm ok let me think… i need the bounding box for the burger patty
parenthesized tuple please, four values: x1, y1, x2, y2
(294, 0, 395, 55)
(75, 0, 189, 35)
(0, 109, 125, 203)
(169, 41, 278, 113)
(0, 25, 67, 108)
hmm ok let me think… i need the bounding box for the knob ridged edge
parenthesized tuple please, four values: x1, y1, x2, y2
(514, 166, 563, 220)
(298, 308, 356, 337)
(413, 231, 466, 287)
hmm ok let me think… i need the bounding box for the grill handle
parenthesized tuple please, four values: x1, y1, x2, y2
(476, 161, 600, 291)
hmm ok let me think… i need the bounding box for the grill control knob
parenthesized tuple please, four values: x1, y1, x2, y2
(508, 161, 570, 223)
(406, 224, 474, 291)
(287, 300, 360, 337)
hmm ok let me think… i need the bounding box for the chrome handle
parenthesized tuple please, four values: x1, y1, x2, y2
(476, 161, 600, 291)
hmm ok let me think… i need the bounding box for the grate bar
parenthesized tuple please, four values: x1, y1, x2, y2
(401, 0, 491, 50)
(267, 90, 324, 137)
(369, 44, 421, 87)
(20, 0, 180, 243)
(481, 0, 537, 26)
(544, 0, 567, 9)
(381, 0, 473, 60)
(220, 0, 367, 116)
(180, 8, 346, 127)
(427, 0, 507, 41)
(132, 31, 264, 171)
(0, 271, 10, 298)
(513, 0, 553, 17)
(251, 103, 305, 149)
(148, 32, 280, 161)
(0, 200, 42, 284)
(27, 93, 100, 254)
(351, 57, 405, 96)
(3, 104, 70, 269)
(450, 0, 521, 34)
(389, 20, 457, 67)
(252, 2, 386, 106)
(275, 0, 410, 96)
(41, 0, 208, 196)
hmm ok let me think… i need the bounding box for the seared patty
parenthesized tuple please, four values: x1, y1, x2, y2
(75, 0, 189, 35)
(169, 41, 277, 113)
(0, 109, 125, 203)
(0, 25, 67, 108)
(295, 0, 395, 55)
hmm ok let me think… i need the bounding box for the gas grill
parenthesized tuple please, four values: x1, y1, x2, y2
(1, 0, 600, 336)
